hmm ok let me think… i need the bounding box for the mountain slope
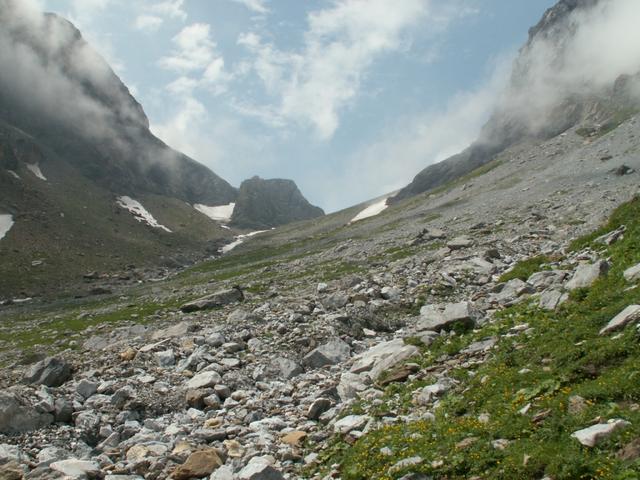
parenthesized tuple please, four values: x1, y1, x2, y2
(391, 0, 640, 203)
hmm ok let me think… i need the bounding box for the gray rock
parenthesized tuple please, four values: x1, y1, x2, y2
(334, 415, 370, 434)
(599, 305, 640, 335)
(24, 357, 72, 387)
(351, 339, 419, 381)
(337, 372, 369, 401)
(322, 293, 350, 310)
(210, 465, 235, 480)
(302, 338, 351, 368)
(181, 287, 244, 313)
(155, 349, 175, 367)
(571, 419, 631, 447)
(0, 444, 23, 463)
(54, 397, 74, 423)
(381, 286, 401, 301)
(527, 270, 568, 290)
(271, 357, 303, 380)
(538, 289, 569, 311)
(462, 337, 497, 354)
(76, 380, 98, 400)
(0, 392, 53, 434)
(447, 236, 473, 250)
(566, 260, 609, 290)
(238, 456, 285, 480)
(493, 279, 534, 305)
(623, 263, 640, 283)
(50, 459, 100, 479)
(307, 398, 332, 420)
(417, 302, 479, 332)
(186, 371, 222, 390)
(206, 333, 226, 347)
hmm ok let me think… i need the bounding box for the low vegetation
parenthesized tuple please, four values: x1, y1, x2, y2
(311, 197, 640, 479)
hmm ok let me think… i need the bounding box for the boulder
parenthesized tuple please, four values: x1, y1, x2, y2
(307, 398, 332, 420)
(238, 456, 285, 480)
(417, 302, 479, 332)
(50, 459, 100, 479)
(24, 357, 71, 387)
(302, 338, 351, 368)
(334, 415, 370, 434)
(447, 236, 473, 250)
(623, 263, 640, 283)
(566, 260, 609, 290)
(538, 290, 568, 311)
(171, 449, 223, 480)
(271, 357, 303, 380)
(0, 392, 53, 434)
(599, 305, 640, 335)
(321, 293, 350, 310)
(571, 419, 631, 447)
(180, 287, 244, 313)
(185, 371, 222, 390)
(350, 339, 419, 381)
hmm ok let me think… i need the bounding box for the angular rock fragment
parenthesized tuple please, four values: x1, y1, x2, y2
(180, 287, 244, 313)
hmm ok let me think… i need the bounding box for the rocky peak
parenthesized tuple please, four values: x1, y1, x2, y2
(230, 176, 324, 229)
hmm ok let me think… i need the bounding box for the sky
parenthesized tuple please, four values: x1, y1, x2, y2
(36, 0, 557, 212)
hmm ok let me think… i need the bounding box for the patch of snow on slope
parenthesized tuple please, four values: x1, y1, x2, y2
(194, 203, 236, 223)
(26, 163, 47, 181)
(0, 214, 14, 241)
(351, 198, 388, 223)
(116, 196, 172, 233)
(7, 170, 20, 180)
(221, 230, 269, 254)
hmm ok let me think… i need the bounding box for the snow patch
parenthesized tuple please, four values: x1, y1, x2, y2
(116, 196, 172, 233)
(26, 163, 47, 181)
(351, 198, 388, 223)
(194, 203, 235, 223)
(0, 214, 14, 241)
(221, 230, 269, 254)
(7, 170, 20, 180)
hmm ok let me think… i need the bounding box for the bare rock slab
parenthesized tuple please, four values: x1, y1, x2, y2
(180, 287, 244, 313)
(566, 260, 609, 290)
(571, 419, 631, 447)
(599, 305, 640, 335)
(302, 338, 351, 368)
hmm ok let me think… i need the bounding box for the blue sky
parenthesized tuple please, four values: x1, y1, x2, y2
(38, 0, 556, 212)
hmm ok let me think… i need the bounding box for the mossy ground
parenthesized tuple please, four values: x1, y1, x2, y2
(309, 197, 640, 480)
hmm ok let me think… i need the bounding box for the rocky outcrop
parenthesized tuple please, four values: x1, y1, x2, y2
(230, 177, 324, 229)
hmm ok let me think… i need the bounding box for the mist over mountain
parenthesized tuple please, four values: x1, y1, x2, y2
(392, 0, 640, 203)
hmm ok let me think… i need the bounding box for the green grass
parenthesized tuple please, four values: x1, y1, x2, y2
(499, 255, 555, 283)
(310, 197, 640, 480)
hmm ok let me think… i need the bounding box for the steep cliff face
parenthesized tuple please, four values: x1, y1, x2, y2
(230, 177, 325, 230)
(0, 2, 236, 205)
(392, 0, 640, 203)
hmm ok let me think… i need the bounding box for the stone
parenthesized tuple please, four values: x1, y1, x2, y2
(417, 302, 479, 332)
(0, 462, 23, 480)
(152, 321, 191, 340)
(566, 260, 609, 290)
(119, 348, 137, 361)
(571, 419, 631, 447)
(493, 279, 534, 305)
(54, 398, 73, 423)
(337, 372, 369, 401)
(447, 236, 473, 250)
(155, 349, 176, 367)
(321, 293, 350, 310)
(210, 465, 235, 480)
(623, 263, 640, 283)
(282, 431, 307, 446)
(0, 392, 53, 434)
(271, 357, 303, 380)
(50, 459, 100, 479)
(302, 338, 351, 368)
(0, 445, 22, 463)
(180, 287, 244, 313)
(334, 415, 370, 434)
(538, 290, 568, 311)
(568, 395, 588, 416)
(238, 457, 285, 480)
(617, 438, 640, 461)
(599, 305, 640, 335)
(381, 286, 401, 301)
(171, 449, 223, 480)
(526, 270, 568, 291)
(76, 380, 98, 400)
(461, 337, 497, 354)
(307, 398, 332, 420)
(351, 339, 417, 374)
(24, 357, 72, 387)
(186, 371, 222, 390)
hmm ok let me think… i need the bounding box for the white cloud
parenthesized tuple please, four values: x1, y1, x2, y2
(134, 14, 163, 32)
(311, 54, 513, 211)
(160, 23, 219, 72)
(230, 0, 269, 15)
(237, 0, 429, 139)
(150, 0, 186, 20)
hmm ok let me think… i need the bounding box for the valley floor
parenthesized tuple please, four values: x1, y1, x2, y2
(1, 117, 640, 479)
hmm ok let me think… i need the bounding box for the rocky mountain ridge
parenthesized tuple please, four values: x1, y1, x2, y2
(0, 2, 322, 297)
(392, 0, 640, 204)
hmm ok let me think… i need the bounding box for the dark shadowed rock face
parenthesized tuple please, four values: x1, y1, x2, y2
(230, 177, 324, 229)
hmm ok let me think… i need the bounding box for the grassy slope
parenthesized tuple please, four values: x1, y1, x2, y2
(313, 198, 640, 480)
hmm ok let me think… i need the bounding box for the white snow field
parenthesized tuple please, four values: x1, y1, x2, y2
(350, 197, 389, 223)
(221, 230, 269, 254)
(194, 203, 236, 223)
(26, 163, 47, 181)
(116, 196, 172, 233)
(0, 214, 14, 241)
